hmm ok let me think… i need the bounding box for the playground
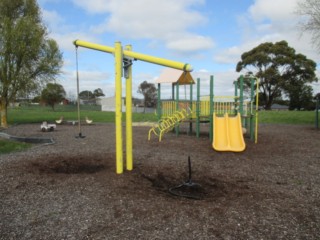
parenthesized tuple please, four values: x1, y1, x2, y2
(1, 122, 319, 239)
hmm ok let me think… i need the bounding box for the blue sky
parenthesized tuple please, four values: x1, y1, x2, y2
(38, 0, 320, 99)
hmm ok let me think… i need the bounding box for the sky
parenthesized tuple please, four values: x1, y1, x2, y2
(38, 0, 320, 100)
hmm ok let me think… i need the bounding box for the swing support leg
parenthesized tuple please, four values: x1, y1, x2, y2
(115, 42, 123, 174)
(125, 45, 133, 171)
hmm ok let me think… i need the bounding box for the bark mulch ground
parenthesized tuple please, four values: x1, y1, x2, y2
(0, 123, 319, 239)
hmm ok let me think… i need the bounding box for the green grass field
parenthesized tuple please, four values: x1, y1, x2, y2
(1, 105, 318, 154)
(6, 104, 318, 126)
(257, 110, 318, 125)
(7, 104, 158, 124)
(0, 139, 31, 154)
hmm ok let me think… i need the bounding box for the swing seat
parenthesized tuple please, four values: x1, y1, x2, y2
(55, 116, 64, 124)
(85, 116, 93, 124)
(67, 120, 78, 125)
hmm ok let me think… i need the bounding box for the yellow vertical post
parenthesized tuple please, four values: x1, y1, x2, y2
(115, 42, 123, 174)
(255, 78, 259, 144)
(125, 45, 133, 171)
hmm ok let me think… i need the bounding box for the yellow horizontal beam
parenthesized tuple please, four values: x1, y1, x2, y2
(73, 40, 193, 72)
(74, 40, 114, 54)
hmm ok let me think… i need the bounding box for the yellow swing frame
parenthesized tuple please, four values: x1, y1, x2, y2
(73, 40, 193, 174)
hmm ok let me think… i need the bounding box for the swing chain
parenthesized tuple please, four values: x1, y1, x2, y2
(75, 46, 85, 138)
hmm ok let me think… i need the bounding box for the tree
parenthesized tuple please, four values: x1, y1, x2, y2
(79, 90, 94, 100)
(287, 83, 314, 110)
(93, 88, 105, 98)
(0, 0, 63, 128)
(296, 0, 320, 51)
(41, 83, 66, 110)
(236, 41, 317, 110)
(137, 81, 157, 112)
(79, 88, 104, 101)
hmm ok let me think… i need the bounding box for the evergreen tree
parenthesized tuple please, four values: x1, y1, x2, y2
(236, 41, 317, 109)
(137, 81, 157, 112)
(41, 83, 66, 110)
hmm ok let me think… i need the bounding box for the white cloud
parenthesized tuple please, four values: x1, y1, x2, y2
(51, 32, 99, 52)
(249, 0, 299, 23)
(60, 69, 113, 97)
(42, 9, 85, 51)
(215, 0, 320, 66)
(166, 35, 214, 53)
(74, 0, 212, 54)
(193, 70, 238, 96)
(71, 0, 114, 14)
(40, 8, 100, 52)
(214, 45, 243, 64)
(102, 0, 206, 37)
(42, 9, 64, 28)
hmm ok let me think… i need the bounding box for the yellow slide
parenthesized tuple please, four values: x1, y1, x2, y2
(212, 113, 246, 152)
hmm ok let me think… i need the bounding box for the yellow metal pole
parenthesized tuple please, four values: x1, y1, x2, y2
(73, 40, 193, 72)
(74, 40, 115, 54)
(124, 50, 193, 72)
(125, 45, 133, 171)
(115, 42, 123, 174)
(255, 78, 259, 144)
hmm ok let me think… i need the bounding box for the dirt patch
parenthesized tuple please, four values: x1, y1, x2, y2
(29, 155, 108, 174)
(27, 154, 252, 201)
(0, 123, 320, 239)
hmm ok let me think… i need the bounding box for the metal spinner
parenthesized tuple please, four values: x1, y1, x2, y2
(169, 156, 204, 200)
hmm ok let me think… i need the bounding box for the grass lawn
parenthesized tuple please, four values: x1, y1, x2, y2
(6, 104, 318, 126)
(0, 139, 31, 154)
(7, 104, 158, 125)
(258, 110, 317, 125)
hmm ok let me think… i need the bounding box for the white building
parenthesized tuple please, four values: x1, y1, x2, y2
(98, 97, 126, 112)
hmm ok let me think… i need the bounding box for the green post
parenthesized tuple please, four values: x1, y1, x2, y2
(189, 82, 193, 134)
(157, 83, 161, 121)
(250, 78, 255, 140)
(196, 78, 200, 138)
(234, 80, 238, 114)
(209, 75, 214, 142)
(234, 80, 238, 96)
(239, 75, 244, 127)
(176, 82, 180, 136)
(172, 84, 175, 100)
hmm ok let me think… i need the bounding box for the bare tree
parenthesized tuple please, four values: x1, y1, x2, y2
(296, 0, 320, 51)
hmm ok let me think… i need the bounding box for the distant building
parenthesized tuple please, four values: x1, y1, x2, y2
(98, 96, 154, 113)
(79, 99, 97, 105)
(271, 104, 288, 111)
(98, 97, 126, 112)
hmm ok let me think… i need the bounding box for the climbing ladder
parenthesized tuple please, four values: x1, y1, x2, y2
(148, 108, 192, 142)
